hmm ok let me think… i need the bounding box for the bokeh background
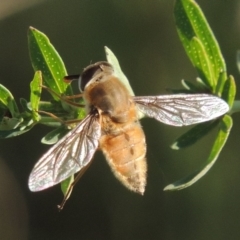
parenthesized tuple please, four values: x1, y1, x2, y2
(0, 0, 240, 239)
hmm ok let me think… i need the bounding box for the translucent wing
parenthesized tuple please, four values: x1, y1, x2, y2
(134, 94, 229, 126)
(28, 113, 101, 191)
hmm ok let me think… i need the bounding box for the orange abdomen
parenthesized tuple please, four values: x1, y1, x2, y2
(100, 122, 147, 194)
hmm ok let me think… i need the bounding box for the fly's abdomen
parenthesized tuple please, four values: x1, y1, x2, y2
(100, 122, 147, 194)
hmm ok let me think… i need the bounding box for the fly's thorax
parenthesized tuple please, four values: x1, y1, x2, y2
(84, 75, 135, 123)
(100, 101, 139, 136)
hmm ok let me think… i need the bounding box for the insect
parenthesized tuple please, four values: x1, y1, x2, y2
(28, 61, 229, 204)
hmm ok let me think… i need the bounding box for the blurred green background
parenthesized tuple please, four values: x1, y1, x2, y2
(0, 0, 240, 239)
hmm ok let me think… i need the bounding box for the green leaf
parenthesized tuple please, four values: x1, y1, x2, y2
(61, 175, 74, 198)
(0, 91, 36, 137)
(0, 84, 19, 117)
(20, 98, 32, 113)
(0, 123, 33, 138)
(222, 75, 236, 109)
(38, 101, 63, 113)
(41, 126, 69, 145)
(181, 79, 200, 92)
(236, 50, 240, 73)
(171, 120, 219, 149)
(0, 117, 23, 131)
(30, 71, 42, 121)
(19, 118, 35, 131)
(174, 0, 226, 92)
(188, 37, 213, 89)
(215, 70, 228, 96)
(28, 27, 72, 100)
(164, 115, 232, 191)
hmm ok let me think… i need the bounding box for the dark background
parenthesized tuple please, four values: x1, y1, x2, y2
(0, 0, 240, 239)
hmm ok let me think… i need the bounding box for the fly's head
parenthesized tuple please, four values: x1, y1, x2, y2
(79, 61, 113, 92)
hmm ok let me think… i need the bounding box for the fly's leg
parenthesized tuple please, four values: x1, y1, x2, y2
(41, 85, 85, 108)
(37, 110, 84, 126)
(57, 161, 93, 210)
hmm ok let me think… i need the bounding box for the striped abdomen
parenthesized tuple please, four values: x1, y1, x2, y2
(100, 120, 147, 194)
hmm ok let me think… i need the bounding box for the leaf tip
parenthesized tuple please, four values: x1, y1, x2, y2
(171, 142, 180, 150)
(29, 26, 36, 31)
(163, 184, 175, 191)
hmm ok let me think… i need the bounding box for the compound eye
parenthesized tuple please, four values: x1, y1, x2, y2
(79, 61, 112, 91)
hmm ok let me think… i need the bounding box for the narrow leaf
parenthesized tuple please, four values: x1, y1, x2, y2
(174, 0, 226, 92)
(30, 71, 42, 121)
(171, 120, 219, 150)
(0, 123, 33, 138)
(222, 75, 236, 109)
(0, 117, 23, 131)
(236, 50, 240, 73)
(165, 114, 232, 191)
(28, 27, 72, 100)
(61, 175, 74, 198)
(0, 84, 19, 117)
(189, 37, 213, 88)
(41, 126, 69, 145)
(181, 79, 200, 92)
(215, 70, 228, 96)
